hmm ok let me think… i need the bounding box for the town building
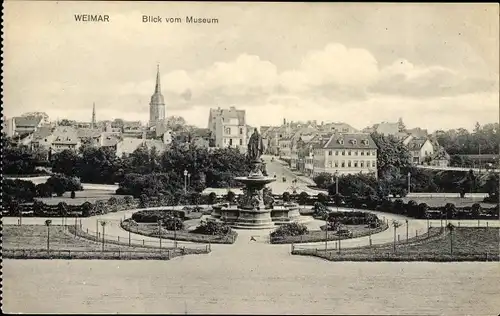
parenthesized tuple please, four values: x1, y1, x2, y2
(307, 133, 378, 178)
(208, 106, 247, 153)
(49, 126, 81, 153)
(406, 137, 435, 165)
(115, 136, 167, 157)
(149, 65, 166, 128)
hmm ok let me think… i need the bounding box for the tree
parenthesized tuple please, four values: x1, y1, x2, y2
(78, 146, 121, 184)
(397, 117, 406, 132)
(46, 175, 83, 197)
(2, 136, 38, 175)
(51, 149, 79, 176)
(313, 172, 333, 189)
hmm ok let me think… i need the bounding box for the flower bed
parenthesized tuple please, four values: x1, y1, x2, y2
(270, 221, 389, 244)
(121, 220, 237, 244)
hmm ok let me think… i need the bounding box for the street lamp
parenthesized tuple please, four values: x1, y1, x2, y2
(392, 220, 402, 253)
(405, 219, 409, 242)
(158, 219, 163, 252)
(407, 172, 411, 195)
(335, 170, 339, 195)
(183, 169, 188, 194)
(188, 173, 191, 188)
(45, 219, 52, 253)
(100, 221, 107, 252)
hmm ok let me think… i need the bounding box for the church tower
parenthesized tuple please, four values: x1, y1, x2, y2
(91, 102, 96, 129)
(149, 64, 166, 127)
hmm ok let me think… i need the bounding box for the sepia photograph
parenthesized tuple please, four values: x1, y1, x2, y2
(2, 1, 499, 314)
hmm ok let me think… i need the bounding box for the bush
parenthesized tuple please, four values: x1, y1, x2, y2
(35, 183, 53, 198)
(282, 191, 291, 202)
(317, 193, 328, 205)
(327, 211, 379, 225)
(70, 191, 76, 199)
(298, 192, 309, 205)
(226, 191, 236, 203)
(270, 222, 308, 238)
(471, 203, 481, 218)
(161, 215, 184, 230)
(191, 220, 233, 236)
(208, 192, 217, 205)
(313, 172, 333, 189)
(131, 209, 186, 223)
(3, 179, 37, 203)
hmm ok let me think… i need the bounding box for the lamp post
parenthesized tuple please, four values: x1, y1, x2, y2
(158, 219, 162, 252)
(74, 214, 78, 237)
(45, 219, 52, 253)
(405, 219, 409, 242)
(183, 169, 188, 194)
(100, 221, 107, 252)
(324, 215, 328, 251)
(174, 215, 178, 248)
(335, 170, 339, 195)
(392, 220, 401, 253)
(426, 213, 430, 237)
(407, 172, 411, 195)
(188, 173, 191, 188)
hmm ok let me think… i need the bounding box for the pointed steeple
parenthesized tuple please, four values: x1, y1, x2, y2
(91, 102, 96, 129)
(154, 64, 161, 94)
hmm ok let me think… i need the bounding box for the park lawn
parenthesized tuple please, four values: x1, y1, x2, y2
(35, 189, 129, 205)
(271, 223, 389, 244)
(3, 225, 208, 260)
(3, 224, 131, 251)
(393, 196, 495, 208)
(293, 227, 499, 262)
(123, 222, 237, 244)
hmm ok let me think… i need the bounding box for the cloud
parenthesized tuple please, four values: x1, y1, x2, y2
(371, 59, 499, 97)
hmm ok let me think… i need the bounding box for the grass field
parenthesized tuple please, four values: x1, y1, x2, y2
(3, 225, 208, 260)
(393, 197, 495, 208)
(293, 227, 499, 261)
(35, 189, 129, 205)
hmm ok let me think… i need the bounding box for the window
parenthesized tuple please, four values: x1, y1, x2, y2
(329, 150, 332, 156)
(352, 139, 357, 145)
(225, 127, 231, 134)
(339, 139, 344, 145)
(229, 139, 233, 146)
(372, 150, 376, 156)
(372, 161, 376, 167)
(348, 151, 351, 156)
(360, 161, 364, 168)
(239, 139, 243, 146)
(354, 161, 358, 168)
(348, 161, 352, 167)
(240, 128, 243, 134)
(334, 162, 338, 167)
(341, 161, 345, 168)
(361, 151, 364, 156)
(328, 161, 332, 167)
(354, 150, 358, 156)
(335, 151, 339, 156)
(342, 151, 345, 156)
(366, 151, 370, 156)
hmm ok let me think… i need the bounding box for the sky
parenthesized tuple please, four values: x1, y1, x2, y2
(3, 2, 499, 132)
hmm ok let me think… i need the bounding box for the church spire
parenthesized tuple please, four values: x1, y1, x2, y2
(91, 102, 96, 129)
(155, 64, 161, 94)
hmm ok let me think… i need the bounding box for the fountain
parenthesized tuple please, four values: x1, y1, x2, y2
(210, 129, 301, 229)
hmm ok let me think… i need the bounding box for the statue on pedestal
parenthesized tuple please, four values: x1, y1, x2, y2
(247, 128, 264, 162)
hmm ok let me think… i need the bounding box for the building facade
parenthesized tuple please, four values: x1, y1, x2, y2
(208, 106, 247, 153)
(308, 133, 378, 178)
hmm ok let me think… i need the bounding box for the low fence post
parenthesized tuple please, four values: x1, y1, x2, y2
(143, 239, 145, 246)
(415, 230, 418, 237)
(118, 236, 120, 242)
(486, 222, 489, 228)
